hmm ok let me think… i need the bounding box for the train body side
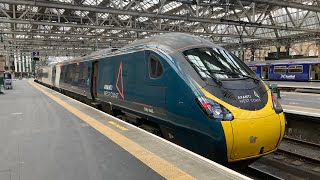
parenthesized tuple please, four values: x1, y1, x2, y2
(58, 61, 92, 99)
(93, 49, 228, 163)
(37, 66, 53, 86)
(268, 63, 310, 81)
(248, 58, 320, 81)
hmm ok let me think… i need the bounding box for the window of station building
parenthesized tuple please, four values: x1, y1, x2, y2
(288, 65, 303, 73)
(250, 67, 257, 74)
(273, 66, 287, 73)
(149, 55, 163, 78)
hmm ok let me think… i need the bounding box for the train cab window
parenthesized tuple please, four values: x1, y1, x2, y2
(183, 47, 254, 79)
(149, 55, 163, 78)
(273, 66, 287, 73)
(288, 65, 303, 73)
(249, 67, 257, 74)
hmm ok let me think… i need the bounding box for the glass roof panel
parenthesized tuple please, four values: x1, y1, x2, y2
(118, 15, 130, 20)
(141, 0, 158, 9)
(17, 5, 25, 11)
(51, 8, 65, 14)
(74, 11, 89, 17)
(162, 2, 182, 13)
(59, 27, 72, 31)
(83, 0, 103, 5)
(137, 17, 149, 22)
(98, 13, 109, 18)
(30, 7, 38, 12)
(0, 3, 9, 10)
(109, 0, 130, 8)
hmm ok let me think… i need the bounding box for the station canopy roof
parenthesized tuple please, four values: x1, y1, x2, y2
(0, 0, 320, 57)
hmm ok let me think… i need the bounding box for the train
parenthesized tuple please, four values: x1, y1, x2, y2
(247, 58, 320, 81)
(36, 33, 285, 165)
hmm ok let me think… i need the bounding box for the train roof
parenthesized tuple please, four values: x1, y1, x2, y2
(53, 33, 221, 65)
(247, 58, 320, 66)
(121, 32, 220, 52)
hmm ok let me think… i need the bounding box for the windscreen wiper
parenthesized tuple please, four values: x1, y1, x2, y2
(209, 69, 260, 83)
(188, 62, 223, 86)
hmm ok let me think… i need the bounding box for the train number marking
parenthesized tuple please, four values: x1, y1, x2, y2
(144, 107, 154, 113)
(104, 85, 113, 91)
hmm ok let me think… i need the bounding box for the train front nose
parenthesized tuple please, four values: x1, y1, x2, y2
(222, 112, 285, 162)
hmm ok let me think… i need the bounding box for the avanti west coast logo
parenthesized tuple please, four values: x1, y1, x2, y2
(238, 90, 261, 104)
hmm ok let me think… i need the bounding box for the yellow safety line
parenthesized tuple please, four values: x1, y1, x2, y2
(29, 81, 194, 180)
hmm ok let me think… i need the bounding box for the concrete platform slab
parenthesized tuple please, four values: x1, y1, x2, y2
(0, 80, 250, 180)
(279, 92, 320, 117)
(267, 81, 320, 90)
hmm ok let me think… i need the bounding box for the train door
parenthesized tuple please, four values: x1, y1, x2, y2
(310, 64, 320, 81)
(55, 65, 61, 87)
(261, 65, 269, 80)
(52, 65, 56, 86)
(91, 61, 99, 99)
(144, 51, 167, 109)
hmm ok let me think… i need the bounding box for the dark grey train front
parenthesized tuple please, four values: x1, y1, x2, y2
(36, 33, 285, 164)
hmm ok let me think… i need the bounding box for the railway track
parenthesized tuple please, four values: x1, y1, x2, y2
(278, 136, 320, 165)
(284, 136, 320, 149)
(244, 136, 320, 179)
(245, 165, 284, 180)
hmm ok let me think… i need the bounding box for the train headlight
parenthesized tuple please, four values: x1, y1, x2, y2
(196, 96, 234, 121)
(272, 95, 283, 114)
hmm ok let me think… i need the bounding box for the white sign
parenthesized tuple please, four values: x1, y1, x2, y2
(280, 74, 295, 79)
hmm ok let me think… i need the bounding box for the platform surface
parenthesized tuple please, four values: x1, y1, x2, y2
(0, 80, 249, 180)
(267, 81, 320, 89)
(279, 92, 320, 117)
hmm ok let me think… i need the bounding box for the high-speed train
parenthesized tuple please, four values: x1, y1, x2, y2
(36, 33, 285, 165)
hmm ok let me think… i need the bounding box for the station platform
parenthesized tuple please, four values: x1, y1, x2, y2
(267, 81, 320, 93)
(279, 92, 320, 117)
(0, 80, 249, 180)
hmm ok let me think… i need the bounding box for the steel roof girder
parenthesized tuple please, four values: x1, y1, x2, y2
(241, 0, 320, 13)
(0, 18, 277, 39)
(0, 0, 317, 33)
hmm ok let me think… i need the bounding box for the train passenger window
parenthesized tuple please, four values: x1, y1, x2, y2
(273, 66, 286, 73)
(250, 67, 257, 73)
(288, 65, 303, 73)
(149, 55, 163, 78)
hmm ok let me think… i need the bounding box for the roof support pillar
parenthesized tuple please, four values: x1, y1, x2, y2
(250, 48, 256, 61)
(316, 40, 320, 57)
(285, 44, 291, 58)
(276, 46, 281, 60)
